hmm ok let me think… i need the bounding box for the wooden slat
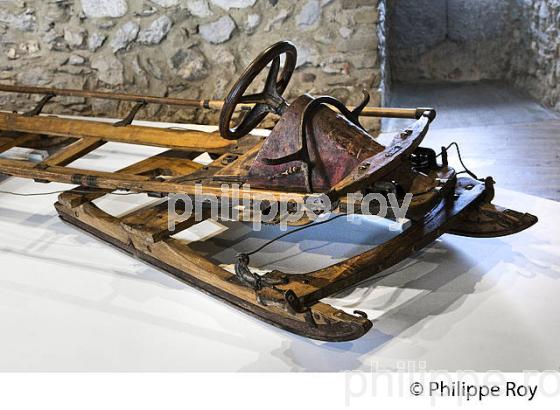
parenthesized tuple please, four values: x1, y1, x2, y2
(0, 111, 234, 153)
(41, 138, 106, 167)
(0, 157, 313, 202)
(119, 201, 212, 243)
(120, 153, 202, 177)
(0, 134, 35, 154)
(56, 150, 204, 208)
(213, 141, 263, 179)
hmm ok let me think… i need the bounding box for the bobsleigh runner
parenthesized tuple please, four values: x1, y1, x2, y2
(0, 42, 537, 341)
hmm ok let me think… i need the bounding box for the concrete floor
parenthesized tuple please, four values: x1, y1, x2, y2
(382, 81, 560, 201)
(384, 81, 559, 131)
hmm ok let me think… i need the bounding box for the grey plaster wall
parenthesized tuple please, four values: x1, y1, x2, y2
(389, 0, 515, 82)
(387, 0, 560, 114)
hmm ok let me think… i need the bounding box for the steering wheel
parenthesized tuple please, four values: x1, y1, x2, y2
(219, 41, 297, 140)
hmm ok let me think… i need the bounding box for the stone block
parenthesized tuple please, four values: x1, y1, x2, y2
(138, 15, 173, 45)
(81, 0, 128, 18)
(210, 0, 256, 10)
(199, 15, 235, 44)
(91, 55, 124, 85)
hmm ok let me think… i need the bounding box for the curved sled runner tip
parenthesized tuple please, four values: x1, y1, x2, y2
(447, 202, 538, 238)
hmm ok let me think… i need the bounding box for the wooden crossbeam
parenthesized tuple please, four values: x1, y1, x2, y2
(121, 152, 203, 177)
(41, 138, 106, 167)
(0, 157, 312, 203)
(120, 201, 212, 243)
(56, 150, 204, 209)
(0, 111, 234, 153)
(0, 133, 36, 154)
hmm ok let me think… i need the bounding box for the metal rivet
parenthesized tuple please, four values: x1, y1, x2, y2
(400, 129, 412, 138)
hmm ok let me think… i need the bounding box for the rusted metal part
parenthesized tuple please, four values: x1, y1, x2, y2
(22, 93, 55, 117)
(234, 253, 289, 290)
(113, 100, 147, 127)
(247, 95, 383, 192)
(336, 163, 456, 222)
(260, 93, 372, 193)
(327, 113, 433, 201)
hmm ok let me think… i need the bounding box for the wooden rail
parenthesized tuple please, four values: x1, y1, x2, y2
(0, 83, 430, 119)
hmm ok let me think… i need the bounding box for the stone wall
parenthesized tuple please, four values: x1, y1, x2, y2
(0, 0, 383, 127)
(509, 0, 560, 112)
(389, 0, 515, 82)
(376, 0, 389, 105)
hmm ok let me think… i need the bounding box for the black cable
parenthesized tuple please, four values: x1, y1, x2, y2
(244, 213, 345, 257)
(437, 142, 478, 180)
(234, 213, 346, 289)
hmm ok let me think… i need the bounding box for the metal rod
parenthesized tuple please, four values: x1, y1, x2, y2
(0, 83, 426, 119)
(0, 84, 212, 108)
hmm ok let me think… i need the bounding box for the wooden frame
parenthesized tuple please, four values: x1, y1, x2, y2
(0, 110, 537, 340)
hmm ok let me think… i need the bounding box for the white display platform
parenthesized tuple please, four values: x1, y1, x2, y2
(0, 122, 558, 372)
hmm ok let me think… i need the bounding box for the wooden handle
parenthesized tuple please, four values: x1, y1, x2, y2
(359, 106, 437, 122)
(0, 84, 205, 108)
(0, 84, 435, 120)
(359, 107, 418, 118)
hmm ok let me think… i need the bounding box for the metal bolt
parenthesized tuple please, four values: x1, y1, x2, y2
(400, 129, 412, 138)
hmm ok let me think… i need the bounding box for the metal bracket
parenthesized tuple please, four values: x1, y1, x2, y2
(23, 93, 55, 117)
(348, 89, 371, 129)
(113, 100, 147, 127)
(234, 253, 289, 291)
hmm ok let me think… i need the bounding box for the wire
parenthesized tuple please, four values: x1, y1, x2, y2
(437, 141, 478, 180)
(0, 189, 144, 197)
(244, 214, 345, 257)
(0, 174, 218, 197)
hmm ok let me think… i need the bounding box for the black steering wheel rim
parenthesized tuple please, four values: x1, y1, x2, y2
(219, 41, 297, 140)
